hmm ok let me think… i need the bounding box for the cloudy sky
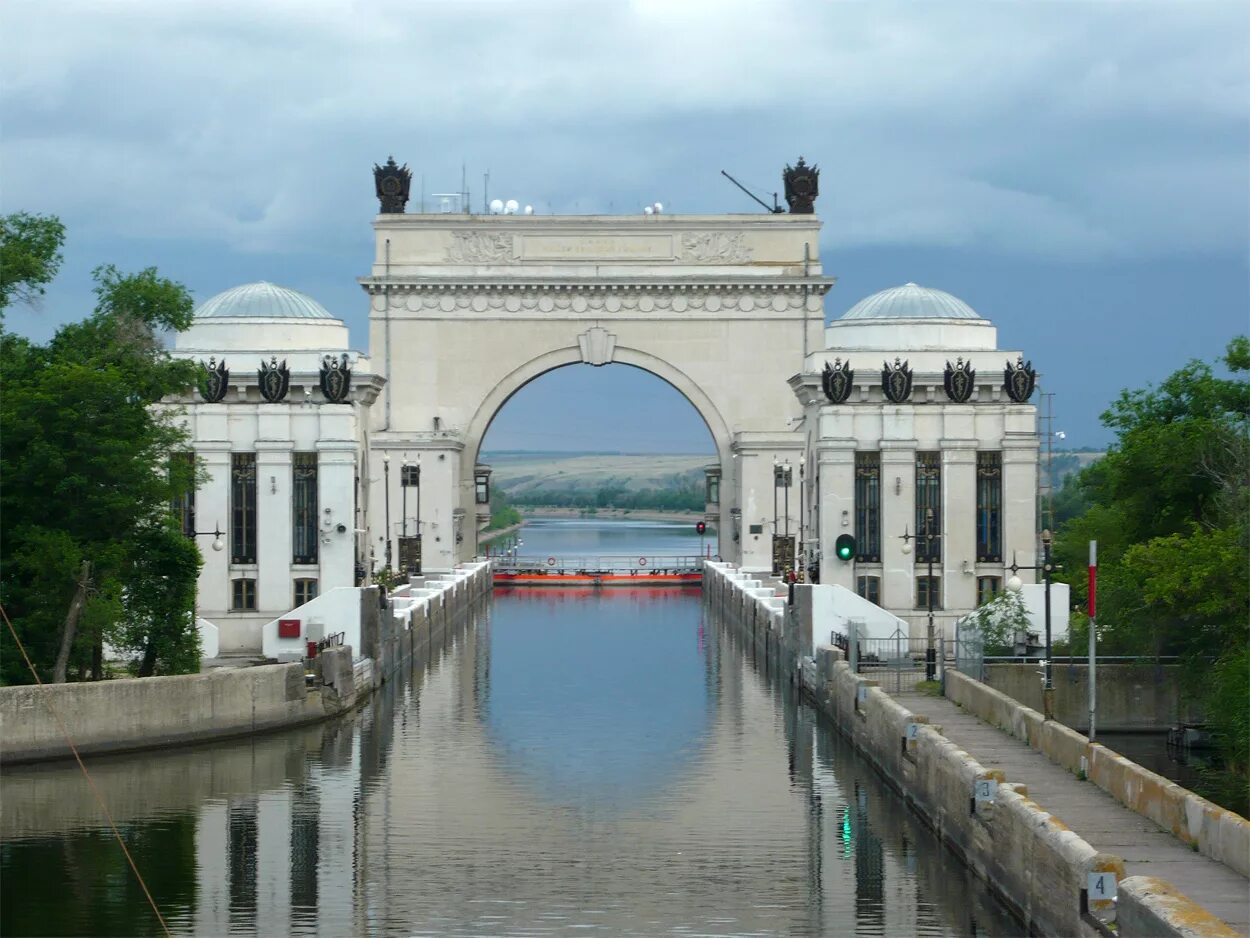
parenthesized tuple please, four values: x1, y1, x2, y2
(4, 0, 1246, 452)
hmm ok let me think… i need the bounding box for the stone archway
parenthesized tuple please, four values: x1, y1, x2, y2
(363, 212, 830, 572)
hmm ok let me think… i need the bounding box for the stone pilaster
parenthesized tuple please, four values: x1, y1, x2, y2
(817, 441, 857, 591)
(255, 441, 294, 613)
(941, 441, 979, 620)
(880, 440, 918, 630)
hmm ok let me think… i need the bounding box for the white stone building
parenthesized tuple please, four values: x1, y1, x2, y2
(162, 283, 383, 654)
(163, 167, 1038, 653)
(791, 282, 1039, 639)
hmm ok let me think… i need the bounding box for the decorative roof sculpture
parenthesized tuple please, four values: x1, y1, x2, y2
(320, 353, 352, 403)
(944, 358, 976, 403)
(1004, 356, 1037, 403)
(198, 357, 229, 403)
(373, 156, 411, 214)
(821, 358, 854, 404)
(783, 157, 819, 214)
(881, 358, 914, 403)
(258, 357, 291, 403)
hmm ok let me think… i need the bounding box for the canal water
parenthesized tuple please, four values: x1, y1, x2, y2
(2, 520, 1023, 936)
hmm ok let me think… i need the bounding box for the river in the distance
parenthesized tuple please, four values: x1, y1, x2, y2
(1, 520, 1023, 936)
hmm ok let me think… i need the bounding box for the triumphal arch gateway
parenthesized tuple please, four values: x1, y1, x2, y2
(363, 167, 828, 573)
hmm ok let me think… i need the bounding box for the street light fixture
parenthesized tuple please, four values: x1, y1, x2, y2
(1006, 528, 1058, 718)
(382, 452, 392, 568)
(191, 525, 226, 553)
(899, 507, 937, 681)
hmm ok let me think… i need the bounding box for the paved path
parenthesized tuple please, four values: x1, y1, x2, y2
(895, 691, 1250, 935)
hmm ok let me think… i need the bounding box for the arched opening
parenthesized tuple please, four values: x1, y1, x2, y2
(463, 344, 734, 560)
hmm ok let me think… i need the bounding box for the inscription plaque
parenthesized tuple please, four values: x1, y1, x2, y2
(520, 235, 674, 261)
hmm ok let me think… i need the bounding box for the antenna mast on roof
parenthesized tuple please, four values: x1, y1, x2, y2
(721, 170, 783, 213)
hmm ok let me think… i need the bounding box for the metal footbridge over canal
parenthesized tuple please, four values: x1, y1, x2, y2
(492, 553, 705, 586)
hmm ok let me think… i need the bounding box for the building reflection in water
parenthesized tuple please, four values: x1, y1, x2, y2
(1, 590, 1021, 937)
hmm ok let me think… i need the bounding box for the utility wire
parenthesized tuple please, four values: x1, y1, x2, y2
(0, 603, 172, 938)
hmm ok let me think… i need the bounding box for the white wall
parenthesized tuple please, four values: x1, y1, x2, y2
(261, 586, 362, 661)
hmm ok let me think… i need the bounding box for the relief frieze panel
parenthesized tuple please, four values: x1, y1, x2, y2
(371, 283, 820, 316)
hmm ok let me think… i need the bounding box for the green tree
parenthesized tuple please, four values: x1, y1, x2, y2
(1, 222, 202, 683)
(1054, 337, 1248, 808)
(0, 212, 65, 313)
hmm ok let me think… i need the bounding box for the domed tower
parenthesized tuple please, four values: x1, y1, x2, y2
(163, 283, 383, 657)
(791, 282, 1040, 645)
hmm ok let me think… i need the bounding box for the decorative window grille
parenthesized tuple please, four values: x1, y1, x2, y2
(293, 578, 318, 607)
(170, 451, 195, 537)
(915, 575, 942, 610)
(856, 575, 881, 606)
(915, 452, 942, 563)
(854, 452, 881, 562)
(292, 453, 318, 565)
(976, 452, 1003, 562)
(231, 454, 257, 564)
(977, 576, 1001, 606)
(231, 577, 256, 611)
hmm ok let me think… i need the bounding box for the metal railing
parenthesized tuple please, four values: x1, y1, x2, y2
(493, 554, 705, 575)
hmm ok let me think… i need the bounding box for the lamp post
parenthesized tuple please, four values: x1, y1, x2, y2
(899, 507, 937, 681)
(798, 456, 806, 579)
(401, 455, 409, 537)
(1006, 528, 1057, 719)
(383, 452, 392, 568)
(417, 452, 427, 577)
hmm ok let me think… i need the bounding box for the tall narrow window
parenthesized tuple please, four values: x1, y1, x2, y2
(231, 453, 257, 564)
(854, 452, 881, 562)
(170, 451, 196, 537)
(293, 453, 318, 565)
(976, 452, 1002, 562)
(856, 575, 881, 605)
(915, 452, 941, 563)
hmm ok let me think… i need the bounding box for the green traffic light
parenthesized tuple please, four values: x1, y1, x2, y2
(835, 533, 856, 561)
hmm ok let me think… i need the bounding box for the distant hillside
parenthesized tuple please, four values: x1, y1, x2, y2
(482, 452, 712, 499)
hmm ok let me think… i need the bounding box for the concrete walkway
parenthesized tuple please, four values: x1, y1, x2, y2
(895, 691, 1250, 936)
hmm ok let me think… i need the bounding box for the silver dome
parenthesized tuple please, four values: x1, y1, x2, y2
(841, 283, 982, 321)
(194, 282, 334, 320)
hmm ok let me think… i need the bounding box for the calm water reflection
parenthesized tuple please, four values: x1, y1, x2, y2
(2, 531, 1022, 936)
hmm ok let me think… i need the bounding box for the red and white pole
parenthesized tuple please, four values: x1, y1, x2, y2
(1088, 540, 1098, 742)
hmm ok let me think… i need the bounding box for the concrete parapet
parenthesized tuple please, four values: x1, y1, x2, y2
(947, 669, 1250, 879)
(1119, 877, 1243, 938)
(0, 662, 330, 764)
(1, 561, 493, 766)
(816, 655, 1120, 936)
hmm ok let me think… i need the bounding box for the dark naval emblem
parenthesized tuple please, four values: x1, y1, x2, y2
(320, 353, 352, 403)
(881, 358, 913, 403)
(943, 357, 976, 403)
(198, 357, 229, 403)
(1004, 356, 1037, 403)
(783, 157, 819, 214)
(821, 358, 854, 404)
(373, 156, 411, 214)
(258, 357, 291, 403)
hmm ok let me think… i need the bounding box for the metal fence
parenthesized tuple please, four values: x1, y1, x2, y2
(493, 554, 704, 575)
(829, 621, 940, 694)
(954, 617, 985, 682)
